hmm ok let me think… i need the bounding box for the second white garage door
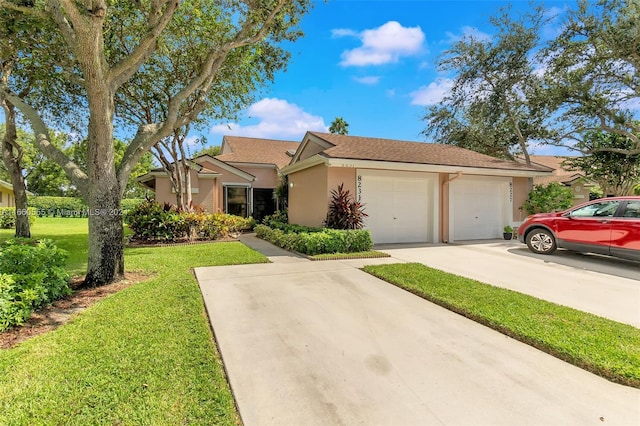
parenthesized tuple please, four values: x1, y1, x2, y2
(450, 177, 510, 241)
(358, 170, 437, 244)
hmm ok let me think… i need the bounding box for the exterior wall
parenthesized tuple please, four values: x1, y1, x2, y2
(288, 164, 328, 227)
(439, 173, 449, 243)
(154, 177, 176, 206)
(0, 188, 14, 207)
(512, 177, 531, 224)
(153, 168, 219, 212)
(327, 167, 356, 199)
(231, 165, 279, 189)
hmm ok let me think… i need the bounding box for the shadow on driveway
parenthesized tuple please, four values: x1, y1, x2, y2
(509, 247, 640, 281)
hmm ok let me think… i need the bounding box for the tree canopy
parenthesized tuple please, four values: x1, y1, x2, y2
(422, 6, 556, 164)
(329, 117, 349, 135)
(0, 0, 313, 285)
(545, 0, 640, 155)
(563, 131, 640, 196)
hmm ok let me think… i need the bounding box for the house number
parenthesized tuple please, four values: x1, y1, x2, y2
(357, 175, 362, 202)
(509, 182, 513, 203)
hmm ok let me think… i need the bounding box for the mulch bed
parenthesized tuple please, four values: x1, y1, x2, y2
(0, 272, 150, 350)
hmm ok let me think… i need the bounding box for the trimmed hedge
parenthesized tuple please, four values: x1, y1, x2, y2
(0, 238, 71, 331)
(255, 224, 373, 255)
(28, 197, 144, 217)
(0, 207, 37, 229)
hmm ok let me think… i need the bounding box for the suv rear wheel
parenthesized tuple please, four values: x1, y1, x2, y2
(526, 229, 557, 254)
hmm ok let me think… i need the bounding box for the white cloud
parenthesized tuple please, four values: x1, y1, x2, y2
(409, 78, 454, 106)
(353, 76, 380, 85)
(331, 28, 358, 38)
(209, 98, 328, 139)
(336, 21, 425, 67)
(445, 26, 492, 44)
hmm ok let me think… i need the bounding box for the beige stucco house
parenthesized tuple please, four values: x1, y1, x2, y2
(281, 132, 552, 244)
(138, 136, 299, 221)
(0, 179, 16, 208)
(528, 156, 595, 206)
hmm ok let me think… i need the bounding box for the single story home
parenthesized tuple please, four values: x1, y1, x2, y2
(138, 136, 299, 221)
(0, 179, 16, 208)
(281, 132, 553, 244)
(528, 156, 595, 205)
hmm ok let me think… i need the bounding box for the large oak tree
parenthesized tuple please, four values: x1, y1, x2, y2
(0, 0, 312, 285)
(545, 0, 640, 154)
(422, 6, 557, 165)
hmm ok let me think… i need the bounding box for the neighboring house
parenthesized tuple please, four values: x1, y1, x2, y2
(528, 156, 595, 206)
(0, 179, 16, 208)
(138, 136, 299, 221)
(281, 132, 552, 244)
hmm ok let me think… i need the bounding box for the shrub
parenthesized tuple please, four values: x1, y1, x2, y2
(0, 207, 37, 229)
(522, 182, 574, 215)
(255, 224, 373, 255)
(29, 196, 87, 217)
(124, 200, 185, 241)
(325, 183, 368, 230)
(124, 200, 253, 242)
(262, 210, 288, 227)
(0, 238, 71, 331)
(121, 198, 145, 213)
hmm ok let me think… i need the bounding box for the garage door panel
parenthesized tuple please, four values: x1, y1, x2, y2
(360, 172, 435, 244)
(451, 179, 508, 241)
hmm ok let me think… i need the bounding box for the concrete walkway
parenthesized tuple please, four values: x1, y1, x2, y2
(196, 237, 640, 425)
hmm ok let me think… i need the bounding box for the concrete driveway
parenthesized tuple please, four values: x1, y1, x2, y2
(376, 240, 640, 327)
(195, 256, 640, 425)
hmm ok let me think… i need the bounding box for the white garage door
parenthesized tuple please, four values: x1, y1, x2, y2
(358, 171, 436, 244)
(450, 178, 510, 241)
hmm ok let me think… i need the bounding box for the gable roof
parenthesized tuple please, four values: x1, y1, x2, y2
(194, 154, 255, 181)
(214, 136, 299, 169)
(528, 155, 594, 186)
(299, 132, 551, 173)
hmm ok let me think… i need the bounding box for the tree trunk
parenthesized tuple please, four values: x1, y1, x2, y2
(1, 99, 30, 238)
(82, 69, 124, 286)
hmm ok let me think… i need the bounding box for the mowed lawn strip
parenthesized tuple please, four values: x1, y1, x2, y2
(0, 218, 268, 425)
(363, 263, 640, 388)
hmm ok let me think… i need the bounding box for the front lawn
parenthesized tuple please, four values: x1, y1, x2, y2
(364, 263, 640, 388)
(0, 218, 268, 424)
(0, 217, 89, 276)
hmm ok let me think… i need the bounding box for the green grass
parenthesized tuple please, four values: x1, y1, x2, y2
(363, 263, 640, 388)
(309, 250, 390, 260)
(1, 217, 89, 276)
(0, 219, 268, 425)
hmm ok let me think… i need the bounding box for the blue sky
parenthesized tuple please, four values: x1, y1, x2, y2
(205, 0, 577, 155)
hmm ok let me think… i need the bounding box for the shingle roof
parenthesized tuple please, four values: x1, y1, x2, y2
(214, 136, 299, 169)
(528, 155, 590, 185)
(308, 132, 551, 172)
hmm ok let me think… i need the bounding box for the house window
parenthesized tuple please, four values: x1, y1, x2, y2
(224, 185, 250, 218)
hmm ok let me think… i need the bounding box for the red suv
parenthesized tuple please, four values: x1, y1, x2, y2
(518, 196, 640, 261)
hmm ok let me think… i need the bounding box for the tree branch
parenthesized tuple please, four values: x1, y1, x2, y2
(1, 89, 89, 195)
(108, 0, 179, 91)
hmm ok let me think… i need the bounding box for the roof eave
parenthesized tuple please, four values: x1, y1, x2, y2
(281, 155, 328, 175)
(326, 158, 553, 177)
